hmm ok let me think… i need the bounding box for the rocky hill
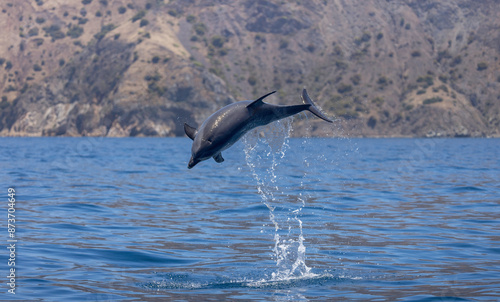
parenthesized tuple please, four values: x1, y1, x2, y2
(0, 0, 499, 137)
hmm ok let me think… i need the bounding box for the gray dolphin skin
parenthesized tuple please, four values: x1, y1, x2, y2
(184, 89, 332, 169)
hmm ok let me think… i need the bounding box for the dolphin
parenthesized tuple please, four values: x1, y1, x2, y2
(184, 89, 332, 169)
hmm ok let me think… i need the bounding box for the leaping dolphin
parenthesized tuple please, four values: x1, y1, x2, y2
(184, 89, 332, 169)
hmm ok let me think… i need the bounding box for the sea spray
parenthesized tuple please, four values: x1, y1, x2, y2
(243, 117, 314, 280)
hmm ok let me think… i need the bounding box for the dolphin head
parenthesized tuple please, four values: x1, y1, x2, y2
(188, 156, 200, 169)
(188, 137, 204, 169)
(188, 136, 216, 169)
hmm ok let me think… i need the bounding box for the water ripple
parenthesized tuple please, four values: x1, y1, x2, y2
(0, 137, 499, 301)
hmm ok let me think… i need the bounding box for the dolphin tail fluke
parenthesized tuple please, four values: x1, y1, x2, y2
(301, 89, 333, 123)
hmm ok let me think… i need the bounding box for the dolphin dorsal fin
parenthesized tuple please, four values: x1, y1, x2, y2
(184, 123, 197, 140)
(246, 91, 277, 110)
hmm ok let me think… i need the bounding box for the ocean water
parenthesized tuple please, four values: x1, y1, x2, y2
(1, 122, 499, 301)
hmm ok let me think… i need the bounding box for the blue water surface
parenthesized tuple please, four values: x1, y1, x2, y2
(1, 128, 499, 301)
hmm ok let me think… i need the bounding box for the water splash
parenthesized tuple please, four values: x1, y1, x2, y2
(243, 117, 315, 281)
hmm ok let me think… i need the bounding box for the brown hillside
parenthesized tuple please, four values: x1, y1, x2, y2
(1, 0, 499, 137)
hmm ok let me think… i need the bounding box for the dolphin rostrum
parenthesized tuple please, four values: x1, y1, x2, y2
(184, 89, 332, 169)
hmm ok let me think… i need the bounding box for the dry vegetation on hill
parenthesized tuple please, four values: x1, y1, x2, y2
(1, 0, 499, 137)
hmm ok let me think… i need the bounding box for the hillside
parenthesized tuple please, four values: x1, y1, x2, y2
(1, 0, 499, 137)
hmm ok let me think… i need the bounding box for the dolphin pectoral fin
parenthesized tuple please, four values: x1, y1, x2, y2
(246, 90, 277, 111)
(184, 123, 197, 140)
(301, 89, 333, 123)
(213, 153, 224, 163)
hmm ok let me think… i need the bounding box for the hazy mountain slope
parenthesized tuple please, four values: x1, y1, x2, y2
(1, 0, 499, 137)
